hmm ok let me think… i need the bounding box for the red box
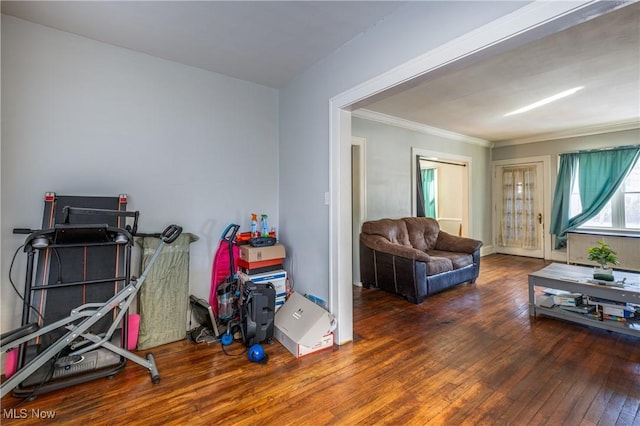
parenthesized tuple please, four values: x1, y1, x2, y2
(237, 258, 284, 269)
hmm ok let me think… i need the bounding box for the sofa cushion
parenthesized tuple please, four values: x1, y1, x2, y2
(425, 256, 453, 275)
(360, 218, 410, 246)
(435, 231, 482, 254)
(403, 217, 440, 251)
(428, 250, 474, 270)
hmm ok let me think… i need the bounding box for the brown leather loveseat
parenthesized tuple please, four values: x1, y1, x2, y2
(360, 217, 483, 304)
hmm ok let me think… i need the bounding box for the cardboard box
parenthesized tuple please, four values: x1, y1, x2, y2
(239, 243, 286, 263)
(274, 292, 335, 358)
(274, 329, 334, 358)
(553, 293, 583, 307)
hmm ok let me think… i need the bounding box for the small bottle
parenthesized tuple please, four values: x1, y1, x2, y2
(251, 213, 258, 238)
(285, 277, 292, 298)
(261, 214, 269, 237)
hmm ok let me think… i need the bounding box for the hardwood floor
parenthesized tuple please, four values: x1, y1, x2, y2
(2, 254, 639, 425)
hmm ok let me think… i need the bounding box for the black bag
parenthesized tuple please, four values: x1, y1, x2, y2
(241, 281, 275, 346)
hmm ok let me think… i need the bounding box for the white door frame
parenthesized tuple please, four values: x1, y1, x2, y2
(411, 148, 471, 236)
(351, 137, 367, 286)
(492, 156, 551, 259)
(329, 2, 622, 345)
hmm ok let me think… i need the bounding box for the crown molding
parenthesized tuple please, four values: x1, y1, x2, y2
(353, 109, 492, 147)
(492, 121, 640, 147)
(354, 108, 639, 149)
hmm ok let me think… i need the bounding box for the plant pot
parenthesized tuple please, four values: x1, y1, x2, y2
(593, 266, 614, 281)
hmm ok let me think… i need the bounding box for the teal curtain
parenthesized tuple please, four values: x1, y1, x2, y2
(421, 168, 436, 218)
(550, 146, 640, 249)
(550, 153, 578, 249)
(576, 148, 639, 222)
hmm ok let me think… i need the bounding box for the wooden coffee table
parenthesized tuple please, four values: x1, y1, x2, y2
(528, 263, 640, 337)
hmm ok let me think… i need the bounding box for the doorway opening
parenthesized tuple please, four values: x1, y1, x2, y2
(412, 149, 470, 237)
(329, 2, 620, 345)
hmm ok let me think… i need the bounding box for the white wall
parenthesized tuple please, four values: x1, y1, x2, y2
(492, 129, 640, 167)
(352, 117, 490, 241)
(278, 1, 525, 301)
(1, 16, 279, 334)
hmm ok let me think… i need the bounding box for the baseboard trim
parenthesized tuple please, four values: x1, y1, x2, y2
(480, 245, 495, 257)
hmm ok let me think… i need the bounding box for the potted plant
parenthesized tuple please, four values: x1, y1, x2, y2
(587, 240, 618, 281)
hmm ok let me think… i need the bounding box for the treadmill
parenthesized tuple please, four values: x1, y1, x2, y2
(12, 193, 137, 397)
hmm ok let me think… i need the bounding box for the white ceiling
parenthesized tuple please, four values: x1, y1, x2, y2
(2, 1, 639, 144)
(1, 1, 406, 89)
(360, 1, 640, 144)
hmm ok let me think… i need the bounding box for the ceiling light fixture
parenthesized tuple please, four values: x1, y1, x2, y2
(504, 86, 584, 116)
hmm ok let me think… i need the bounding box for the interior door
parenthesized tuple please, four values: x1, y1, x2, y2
(494, 161, 545, 258)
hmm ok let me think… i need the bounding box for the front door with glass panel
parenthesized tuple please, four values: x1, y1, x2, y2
(494, 162, 545, 258)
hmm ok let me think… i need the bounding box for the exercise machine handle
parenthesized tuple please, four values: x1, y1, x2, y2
(13, 228, 34, 235)
(62, 207, 140, 235)
(161, 225, 182, 244)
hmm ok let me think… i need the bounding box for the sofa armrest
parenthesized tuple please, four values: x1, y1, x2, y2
(435, 232, 482, 254)
(360, 234, 431, 262)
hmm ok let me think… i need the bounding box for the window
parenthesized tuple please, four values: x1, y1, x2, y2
(570, 160, 640, 230)
(623, 162, 640, 228)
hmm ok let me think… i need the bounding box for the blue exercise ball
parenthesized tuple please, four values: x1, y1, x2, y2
(248, 344, 265, 362)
